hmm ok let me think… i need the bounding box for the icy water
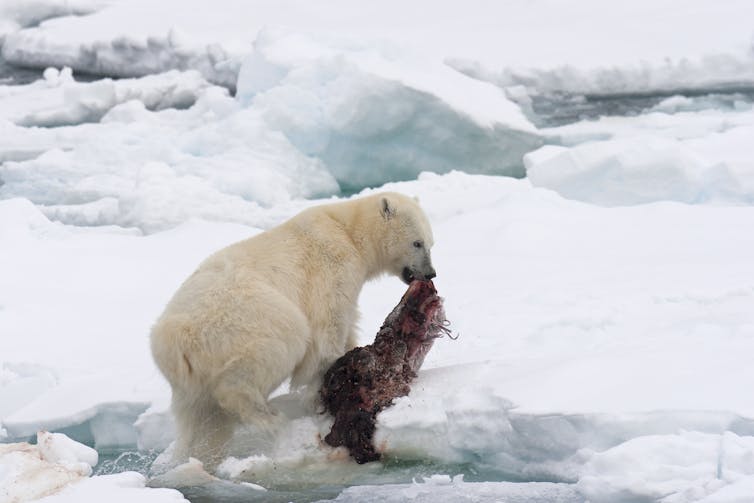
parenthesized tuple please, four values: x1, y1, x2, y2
(529, 86, 754, 127)
(94, 448, 162, 477)
(0, 56, 42, 85)
(94, 448, 508, 503)
(0, 54, 105, 85)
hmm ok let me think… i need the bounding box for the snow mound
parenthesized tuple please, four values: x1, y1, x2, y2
(0, 0, 103, 41)
(237, 29, 541, 189)
(578, 431, 754, 503)
(524, 138, 754, 206)
(1, 1, 242, 88)
(0, 68, 210, 127)
(0, 81, 338, 232)
(0, 432, 98, 501)
(2, 370, 151, 448)
(533, 98, 754, 206)
(454, 52, 754, 98)
(38, 472, 188, 503)
(0, 31, 542, 232)
(371, 362, 754, 482)
(3, 0, 754, 97)
(37, 430, 98, 475)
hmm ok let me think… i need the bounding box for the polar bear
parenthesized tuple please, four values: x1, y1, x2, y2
(150, 192, 436, 469)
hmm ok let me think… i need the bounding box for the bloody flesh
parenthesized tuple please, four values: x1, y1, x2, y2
(320, 280, 447, 463)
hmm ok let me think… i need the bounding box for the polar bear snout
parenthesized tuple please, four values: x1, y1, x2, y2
(401, 265, 437, 284)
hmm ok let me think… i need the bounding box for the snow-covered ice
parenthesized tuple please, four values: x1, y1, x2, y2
(36, 471, 188, 503)
(527, 96, 754, 205)
(237, 29, 541, 187)
(0, 432, 174, 503)
(0, 57, 539, 230)
(524, 138, 754, 206)
(4, 171, 754, 501)
(577, 431, 754, 503)
(3, 0, 754, 95)
(0, 81, 338, 231)
(0, 0, 102, 42)
(3, 1, 754, 502)
(0, 68, 210, 127)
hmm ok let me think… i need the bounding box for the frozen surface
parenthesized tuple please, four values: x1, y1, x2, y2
(238, 29, 541, 189)
(0, 80, 337, 232)
(2, 3, 754, 501)
(0, 57, 538, 230)
(4, 3, 754, 229)
(527, 97, 754, 205)
(37, 431, 98, 475)
(577, 431, 754, 503)
(3, 172, 754, 501)
(0, 68, 210, 127)
(0, 0, 102, 41)
(3, 0, 754, 95)
(0, 432, 135, 502)
(36, 471, 188, 503)
(0, 440, 84, 502)
(524, 138, 754, 206)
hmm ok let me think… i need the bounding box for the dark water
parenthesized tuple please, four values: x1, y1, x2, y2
(0, 54, 108, 86)
(0, 56, 42, 85)
(528, 86, 754, 127)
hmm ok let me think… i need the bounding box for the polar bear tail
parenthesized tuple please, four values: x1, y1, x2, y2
(150, 316, 201, 388)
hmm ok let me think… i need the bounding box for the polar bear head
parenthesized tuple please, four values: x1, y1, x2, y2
(378, 193, 436, 284)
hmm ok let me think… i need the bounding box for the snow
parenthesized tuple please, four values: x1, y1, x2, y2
(3, 0, 754, 95)
(4, 171, 754, 501)
(0, 58, 537, 230)
(524, 139, 721, 206)
(0, 441, 83, 502)
(36, 431, 98, 475)
(527, 97, 754, 205)
(0, 0, 102, 42)
(0, 68, 210, 127)
(36, 471, 188, 503)
(2, 1, 754, 502)
(0, 81, 338, 232)
(0, 432, 107, 502)
(237, 29, 541, 187)
(577, 431, 754, 503)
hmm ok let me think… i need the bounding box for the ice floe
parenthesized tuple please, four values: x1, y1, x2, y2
(4, 172, 754, 501)
(3, 2, 754, 501)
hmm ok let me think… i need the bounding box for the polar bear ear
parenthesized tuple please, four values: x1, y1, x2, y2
(381, 197, 395, 220)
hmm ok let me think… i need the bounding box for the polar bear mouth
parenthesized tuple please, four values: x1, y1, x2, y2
(401, 267, 415, 284)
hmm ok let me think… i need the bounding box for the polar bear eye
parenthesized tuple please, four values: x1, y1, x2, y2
(413, 241, 423, 249)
